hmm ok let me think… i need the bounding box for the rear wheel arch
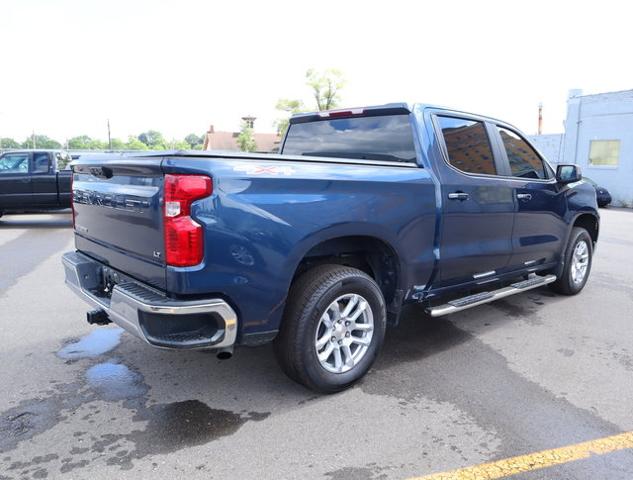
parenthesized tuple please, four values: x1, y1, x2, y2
(287, 235, 403, 323)
(274, 263, 387, 392)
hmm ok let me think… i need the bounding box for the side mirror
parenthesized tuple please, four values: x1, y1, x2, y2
(556, 164, 582, 184)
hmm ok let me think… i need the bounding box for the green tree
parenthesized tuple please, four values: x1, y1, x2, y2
(57, 155, 72, 169)
(236, 121, 257, 152)
(68, 135, 106, 150)
(306, 68, 345, 111)
(171, 139, 190, 150)
(22, 135, 62, 149)
(125, 136, 149, 150)
(0, 138, 20, 149)
(109, 138, 126, 150)
(89, 139, 106, 149)
(68, 135, 92, 149)
(274, 69, 345, 137)
(138, 130, 166, 149)
(274, 98, 305, 137)
(184, 133, 203, 149)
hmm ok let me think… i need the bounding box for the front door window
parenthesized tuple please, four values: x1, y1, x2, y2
(0, 153, 29, 174)
(497, 127, 549, 179)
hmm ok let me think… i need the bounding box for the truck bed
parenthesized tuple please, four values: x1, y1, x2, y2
(70, 149, 435, 335)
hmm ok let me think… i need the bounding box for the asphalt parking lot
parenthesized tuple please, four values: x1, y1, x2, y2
(1, 209, 632, 480)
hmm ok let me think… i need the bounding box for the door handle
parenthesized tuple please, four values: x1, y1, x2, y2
(448, 192, 469, 201)
(517, 193, 532, 201)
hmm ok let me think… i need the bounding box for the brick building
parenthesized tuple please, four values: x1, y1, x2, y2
(202, 117, 281, 153)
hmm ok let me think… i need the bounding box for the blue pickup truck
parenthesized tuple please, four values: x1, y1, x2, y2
(62, 103, 599, 392)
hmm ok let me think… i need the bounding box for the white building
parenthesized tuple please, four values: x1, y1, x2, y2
(529, 89, 633, 206)
(527, 133, 564, 164)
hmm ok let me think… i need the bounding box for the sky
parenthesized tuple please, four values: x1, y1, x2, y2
(1, 0, 632, 143)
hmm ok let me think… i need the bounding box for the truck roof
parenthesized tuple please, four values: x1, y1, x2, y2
(290, 102, 516, 131)
(1, 149, 68, 154)
(289, 102, 413, 124)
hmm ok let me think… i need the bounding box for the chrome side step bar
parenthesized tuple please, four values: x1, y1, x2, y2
(426, 274, 557, 317)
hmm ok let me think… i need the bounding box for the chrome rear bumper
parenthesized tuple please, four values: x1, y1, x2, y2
(62, 251, 238, 349)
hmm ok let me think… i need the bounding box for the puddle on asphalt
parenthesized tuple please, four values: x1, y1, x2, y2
(135, 400, 264, 452)
(85, 362, 147, 401)
(57, 327, 124, 360)
(88, 400, 271, 469)
(3, 325, 272, 473)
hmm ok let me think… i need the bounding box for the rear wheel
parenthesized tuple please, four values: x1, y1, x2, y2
(274, 264, 386, 393)
(550, 227, 593, 295)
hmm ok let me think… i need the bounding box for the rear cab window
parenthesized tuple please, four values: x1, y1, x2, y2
(281, 114, 417, 163)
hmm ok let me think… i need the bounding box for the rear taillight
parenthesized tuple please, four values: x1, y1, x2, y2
(163, 174, 212, 267)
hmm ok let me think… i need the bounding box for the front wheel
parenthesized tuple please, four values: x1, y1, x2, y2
(550, 227, 593, 295)
(274, 264, 386, 393)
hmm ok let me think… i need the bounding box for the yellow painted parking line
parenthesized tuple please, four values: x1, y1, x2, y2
(409, 431, 633, 480)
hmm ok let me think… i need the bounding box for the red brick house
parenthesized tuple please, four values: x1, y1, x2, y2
(202, 117, 281, 153)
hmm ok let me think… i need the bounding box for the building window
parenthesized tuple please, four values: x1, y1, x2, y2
(589, 140, 620, 167)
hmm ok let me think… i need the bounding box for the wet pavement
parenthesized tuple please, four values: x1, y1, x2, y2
(57, 328, 124, 360)
(0, 211, 632, 479)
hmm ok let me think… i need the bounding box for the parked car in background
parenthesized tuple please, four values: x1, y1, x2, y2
(0, 150, 72, 217)
(583, 177, 612, 207)
(62, 103, 599, 393)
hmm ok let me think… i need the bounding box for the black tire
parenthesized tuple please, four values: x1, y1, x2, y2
(550, 227, 593, 295)
(274, 264, 386, 393)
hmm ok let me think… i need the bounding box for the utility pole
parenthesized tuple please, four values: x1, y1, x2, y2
(537, 102, 543, 135)
(32, 130, 36, 149)
(107, 119, 112, 150)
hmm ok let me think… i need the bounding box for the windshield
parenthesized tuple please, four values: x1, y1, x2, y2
(282, 114, 417, 163)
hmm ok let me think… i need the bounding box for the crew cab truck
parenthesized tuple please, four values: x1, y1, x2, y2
(0, 150, 72, 217)
(62, 103, 599, 393)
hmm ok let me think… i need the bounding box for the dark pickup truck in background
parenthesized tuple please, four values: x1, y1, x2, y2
(0, 150, 72, 217)
(62, 103, 599, 393)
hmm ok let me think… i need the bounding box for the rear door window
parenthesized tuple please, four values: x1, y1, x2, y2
(0, 153, 30, 174)
(497, 127, 548, 179)
(282, 114, 417, 163)
(436, 116, 497, 175)
(33, 152, 51, 173)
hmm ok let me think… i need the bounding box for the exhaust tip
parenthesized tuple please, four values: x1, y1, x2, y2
(86, 308, 112, 326)
(216, 348, 233, 360)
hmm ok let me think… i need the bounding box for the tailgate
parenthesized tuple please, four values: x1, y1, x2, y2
(72, 156, 166, 290)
